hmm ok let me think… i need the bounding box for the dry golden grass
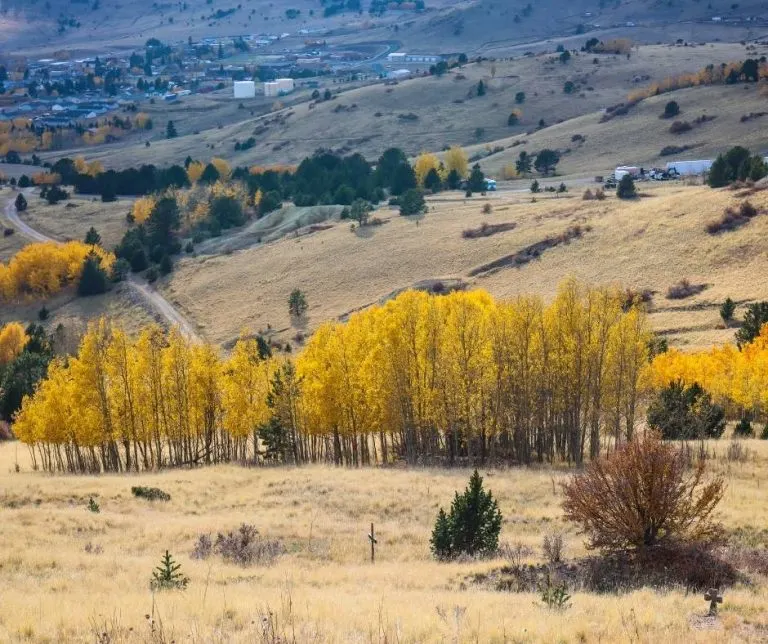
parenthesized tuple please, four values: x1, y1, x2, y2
(17, 194, 133, 251)
(0, 439, 766, 643)
(164, 183, 768, 349)
(0, 188, 29, 262)
(50, 43, 756, 171)
(478, 83, 768, 180)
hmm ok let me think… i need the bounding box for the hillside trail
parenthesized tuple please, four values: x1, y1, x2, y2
(2, 189, 201, 341)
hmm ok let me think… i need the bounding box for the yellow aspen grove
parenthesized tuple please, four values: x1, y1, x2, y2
(186, 161, 205, 184)
(14, 281, 652, 473)
(131, 196, 156, 224)
(444, 146, 469, 178)
(0, 242, 115, 301)
(649, 325, 768, 416)
(0, 322, 28, 365)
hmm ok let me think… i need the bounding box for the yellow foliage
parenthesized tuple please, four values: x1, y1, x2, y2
(210, 157, 232, 181)
(187, 161, 205, 184)
(32, 172, 62, 186)
(444, 146, 469, 179)
(413, 152, 441, 187)
(0, 242, 115, 301)
(0, 322, 28, 365)
(15, 280, 651, 472)
(131, 196, 155, 224)
(501, 164, 518, 180)
(649, 325, 768, 413)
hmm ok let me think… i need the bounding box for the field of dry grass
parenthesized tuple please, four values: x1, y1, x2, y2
(55, 42, 755, 171)
(163, 182, 768, 349)
(0, 438, 766, 643)
(16, 194, 133, 251)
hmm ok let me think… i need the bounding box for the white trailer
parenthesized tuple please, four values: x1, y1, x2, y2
(614, 166, 640, 181)
(665, 159, 713, 176)
(233, 81, 256, 99)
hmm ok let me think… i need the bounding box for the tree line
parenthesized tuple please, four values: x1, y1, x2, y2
(13, 280, 652, 473)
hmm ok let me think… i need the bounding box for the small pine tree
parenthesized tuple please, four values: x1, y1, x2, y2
(734, 417, 754, 437)
(166, 120, 178, 139)
(430, 508, 453, 560)
(84, 227, 101, 246)
(159, 254, 173, 276)
(77, 253, 109, 296)
(14, 193, 27, 212)
(530, 179, 540, 193)
(720, 297, 736, 325)
(477, 80, 486, 96)
(288, 288, 308, 318)
(431, 470, 503, 560)
(616, 175, 637, 199)
(150, 550, 189, 590)
(87, 497, 100, 513)
(708, 155, 730, 188)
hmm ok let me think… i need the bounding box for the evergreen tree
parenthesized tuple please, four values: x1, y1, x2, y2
(391, 163, 417, 196)
(166, 120, 178, 139)
(477, 80, 486, 96)
(423, 167, 442, 193)
(84, 227, 101, 246)
(431, 470, 503, 560)
(736, 301, 768, 347)
(14, 193, 27, 212)
(720, 297, 736, 325)
(430, 508, 453, 560)
(516, 151, 532, 175)
(468, 164, 486, 192)
(398, 188, 426, 216)
(534, 149, 559, 175)
(446, 168, 461, 190)
(150, 551, 189, 590)
(77, 253, 109, 296)
(147, 196, 180, 250)
(288, 288, 308, 318)
(646, 381, 726, 440)
(707, 154, 729, 188)
(616, 175, 637, 199)
(199, 163, 220, 185)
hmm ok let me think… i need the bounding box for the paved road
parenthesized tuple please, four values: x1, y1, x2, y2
(3, 190, 200, 341)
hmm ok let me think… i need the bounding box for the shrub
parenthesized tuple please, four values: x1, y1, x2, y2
(733, 417, 754, 437)
(195, 524, 284, 566)
(482, 203, 492, 215)
(616, 175, 636, 199)
(87, 497, 100, 513)
(665, 279, 705, 299)
(530, 179, 540, 193)
(594, 188, 605, 200)
(669, 120, 692, 134)
(150, 550, 188, 590)
(661, 100, 680, 119)
(562, 433, 725, 552)
(647, 381, 726, 440)
(132, 486, 171, 501)
(542, 532, 565, 564)
(540, 571, 571, 610)
(582, 188, 594, 200)
(430, 470, 502, 560)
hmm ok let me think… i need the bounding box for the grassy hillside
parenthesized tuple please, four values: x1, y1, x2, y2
(475, 83, 768, 180)
(161, 182, 768, 350)
(53, 42, 754, 170)
(0, 438, 766, 642)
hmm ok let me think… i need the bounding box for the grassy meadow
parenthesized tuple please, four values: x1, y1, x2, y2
(0, 439, 766, 643)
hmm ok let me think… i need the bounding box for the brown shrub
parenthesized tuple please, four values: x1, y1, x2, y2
(462, 221, 517, 239)
(594, 188, 606, 200)
(562, 433, 725, 552)
(582, 188, 594, 200)
(669, 120, 692, 134)
(666, 279, 707, 299)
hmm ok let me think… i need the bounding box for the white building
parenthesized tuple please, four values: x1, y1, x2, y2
(233, 81, 256, 99)
(387, 52, 407, 63)
(264, 78, 295, 97)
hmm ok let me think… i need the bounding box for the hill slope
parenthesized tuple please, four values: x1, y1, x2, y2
(161, 183, 768, 350)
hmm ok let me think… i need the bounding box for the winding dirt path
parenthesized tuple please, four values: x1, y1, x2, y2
(3, 190, 200, 341)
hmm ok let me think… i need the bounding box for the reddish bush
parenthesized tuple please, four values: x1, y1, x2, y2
(562, 433, 725, 552)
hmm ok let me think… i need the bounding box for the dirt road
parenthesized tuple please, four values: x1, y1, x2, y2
(3, 190, 200, 340)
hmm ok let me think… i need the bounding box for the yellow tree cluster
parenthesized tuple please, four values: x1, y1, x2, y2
(299, 280, 651, 466)
(14, 281, 651, 473)
(627, 60, 768, 104)
(444, 146, 469, 179)
(14, 322, 279, 473)
(131, 196, 156, 224)
(649, 325, 768, 415)
(0, 322, 27, 366)
(74, 156, 105, 177)
(414, 152, 442, 186)
(31, 172, 62, 185)
(0, 242, 115, 301)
